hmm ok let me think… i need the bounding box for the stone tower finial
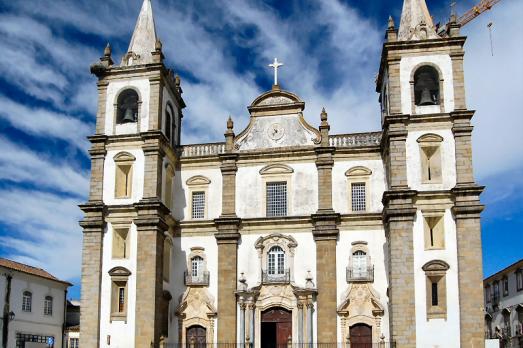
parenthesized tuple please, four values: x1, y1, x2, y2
(388, 15, 395, 30)
(225, 116, 235, 152)
(122, 0, 158, 66)
(104, 43, 112, 57)
(398, 0, 438, 41)
(319, 107, 330, 147)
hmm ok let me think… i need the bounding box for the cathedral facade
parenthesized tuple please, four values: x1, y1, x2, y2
(80, 0, 486, 347)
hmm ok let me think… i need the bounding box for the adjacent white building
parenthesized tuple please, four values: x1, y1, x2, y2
(484, 259, 523, 348)
(0, 258, 71, 348)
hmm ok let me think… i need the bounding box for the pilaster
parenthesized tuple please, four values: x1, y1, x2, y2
(148, 74, 164, 131)
(452, 185, 485, 347)
(133, 199, 169, 348)
(142, 131, 165, 199)
(383, 190, 417, 348)
(87, 135, 107, 201)
(450, 51, 467, 110)
(312, 128, 339, 341)
(451, 110, 476, 185)
(382, 115, 409, 189)
(95, 81, 109, 134)
(78, 202, 106, 348)
(215, 133, 241, 341)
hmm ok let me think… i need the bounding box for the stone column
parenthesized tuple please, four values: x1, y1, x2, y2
(79, 202, 105, 348)
(306, 302, 313, 346)
(134, 201, 168, 348)
(312, 109, 339, 343)
(250, 303, 255, 346)
(297, 302, 304, 344)
(240, 303, 246, 345)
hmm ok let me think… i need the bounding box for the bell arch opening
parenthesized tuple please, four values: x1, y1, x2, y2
(116, 89, 139, 124)
(414, 65, 440, 106)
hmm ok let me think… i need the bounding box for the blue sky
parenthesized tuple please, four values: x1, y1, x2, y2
(0, 0, 521, 300)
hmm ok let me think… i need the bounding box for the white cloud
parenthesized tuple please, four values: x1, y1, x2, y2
(0, 188, 83, 280)
(0, 137, 89, 197)
(0, 95, 92, 152)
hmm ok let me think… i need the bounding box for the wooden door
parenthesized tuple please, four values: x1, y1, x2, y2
(186, 325, 206, 347)
(262, 308, 292, 348)
(350, 324, 372, 348)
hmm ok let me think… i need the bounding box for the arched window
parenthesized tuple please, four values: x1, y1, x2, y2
(44, 296, 53, 316)
(191, 256, 204, 277)
(116, 89, 139, 124)
(267, 246, 285, 275)
(352, 250, 368, 278)
(22, 291, 32, 312)
(414, 66, 440, 106)
(165, 104, 172, 141)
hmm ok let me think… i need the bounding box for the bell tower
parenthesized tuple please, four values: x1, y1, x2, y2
(80, 0, 185, 347)
(377, 0, 484, 347)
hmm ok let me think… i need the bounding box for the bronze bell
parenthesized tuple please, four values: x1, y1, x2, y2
(419, 88, 434, 106)
(121, 107, 136, 123)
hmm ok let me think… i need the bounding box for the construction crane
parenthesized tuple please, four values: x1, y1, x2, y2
(457, 0, 503, 27)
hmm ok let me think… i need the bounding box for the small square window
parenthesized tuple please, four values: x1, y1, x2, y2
(351, 182, 366, 211)
(266, 182, 287, 217)
(192, 191, 205, 219)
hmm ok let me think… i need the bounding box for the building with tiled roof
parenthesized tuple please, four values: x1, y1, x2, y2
(0, 258, 71, 348)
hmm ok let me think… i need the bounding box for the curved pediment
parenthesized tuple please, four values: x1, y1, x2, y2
(259, 164, 294, 175)
(422, 259, 450, 272)
(113, 152, 136, 162)
(186, 175, 211, 186)
(345, 166, 372, 177)
(108, 266, 131, 277)
(249, 88, 304, 110)
(417, 133, 443, 143)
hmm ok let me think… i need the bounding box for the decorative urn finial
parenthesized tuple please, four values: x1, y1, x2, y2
(104, 42, 112, 57)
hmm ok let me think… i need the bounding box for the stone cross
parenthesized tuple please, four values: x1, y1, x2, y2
(268, 58, 283, 86)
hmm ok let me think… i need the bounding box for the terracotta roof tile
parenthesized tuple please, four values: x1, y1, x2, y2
(0, 258, 71, 286)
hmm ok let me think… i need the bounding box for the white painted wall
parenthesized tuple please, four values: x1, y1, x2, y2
(236, 162, 318, 218)
(99, 222, 138, 348)
(105, 79, 151, 135)
(336, 229, 389, 342)
(173, 167, 223, 221)
(169, 235, 219, 343)
(406, 128, 457, 191)
(400, 54, 455, 115)
(103, 148, 145, 205)
(0, 268, 67, 348)
(332, 159, 386, 214)
(413, 209, 461, 347)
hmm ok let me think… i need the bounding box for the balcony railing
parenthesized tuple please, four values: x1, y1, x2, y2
(184, 271, 210, 286)
(346, 266, 374, 283)
(261, 268, 291, 284)
(164, 342, 397, 348)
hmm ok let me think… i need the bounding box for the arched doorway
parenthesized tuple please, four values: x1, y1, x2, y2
(349, 323, 372, 348)
(261, 307, 292, 348)
(186, 325, 206, 347)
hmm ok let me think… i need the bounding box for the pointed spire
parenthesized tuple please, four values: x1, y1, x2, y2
(388, 15, 395, 30)
(398, 0, 438, 41)
(122, 0, 158, 66)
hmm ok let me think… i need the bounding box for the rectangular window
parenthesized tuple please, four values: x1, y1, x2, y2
(503, 277, 509, 296)
(351, 182, 366, 212)
(118, 287, 125, 313)
(70, 338, 79, 348)
(266, 182, 287, 217)
(191, 191, 205, 219)
(517, 271, 523, 291)
(22, 293, 31, 312)
(115, 164, 132, 198)
(420, 145, 442, 183)
(112, 228, 129, 259)
(424, 215, 445, 249)
(486, 285, 491, 303)
(44, 297, 53, 316)
(431, 282, 439, 306)
(16, 333, 55, 348)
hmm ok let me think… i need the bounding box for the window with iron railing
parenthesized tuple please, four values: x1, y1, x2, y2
(347, 251, 374, 282)
(184, 270, 210, 286)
